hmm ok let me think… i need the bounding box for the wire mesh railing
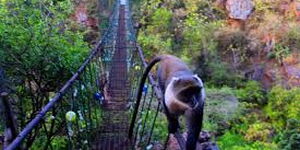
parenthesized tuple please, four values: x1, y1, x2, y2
(4, 41, 108, 150)
(125, 0, 185, 148)
(4, 1, 121, 149)
(128, 46, 174, 150)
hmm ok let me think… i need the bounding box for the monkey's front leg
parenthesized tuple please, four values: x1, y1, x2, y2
(185, 107, 204, 150)
(161, 92, 179, 134)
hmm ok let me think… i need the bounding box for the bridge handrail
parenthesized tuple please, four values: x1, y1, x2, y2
(4, 39, 105, 150)
(128, 45, 162, 137)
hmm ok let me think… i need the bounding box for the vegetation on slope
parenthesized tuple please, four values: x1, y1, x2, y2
(132, 0, 300, 149)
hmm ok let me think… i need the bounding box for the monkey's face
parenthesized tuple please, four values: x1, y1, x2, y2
(172, 75, 204, 108)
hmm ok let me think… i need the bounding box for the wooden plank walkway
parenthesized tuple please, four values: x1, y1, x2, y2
(92, 5, 131, 150)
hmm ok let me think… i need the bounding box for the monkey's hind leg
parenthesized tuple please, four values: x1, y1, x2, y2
(185, 108, 204, 150)
(167, 114, 180, 134)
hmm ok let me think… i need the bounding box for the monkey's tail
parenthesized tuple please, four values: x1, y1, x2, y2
(128, 56, 164, 138)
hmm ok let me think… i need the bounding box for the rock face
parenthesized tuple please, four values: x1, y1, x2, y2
(292, 1, 300, 21)
(226, 0, 254, 20)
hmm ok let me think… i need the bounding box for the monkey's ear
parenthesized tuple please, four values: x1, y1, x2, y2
(172, 77, 180, 82)
(193, 74, 200, 81)
(194, 74, 204, 86)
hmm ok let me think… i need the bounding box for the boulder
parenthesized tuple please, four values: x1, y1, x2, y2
(167, 131, 219, 150)
(226, 0, 254, 20)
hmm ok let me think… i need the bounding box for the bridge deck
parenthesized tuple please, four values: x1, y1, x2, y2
(92, 5, 131, 150)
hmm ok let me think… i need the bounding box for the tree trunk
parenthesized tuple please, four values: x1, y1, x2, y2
(1, 92, 19, 148)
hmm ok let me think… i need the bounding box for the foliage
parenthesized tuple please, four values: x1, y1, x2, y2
(149, 8, 172, 33)
(265, 86, 300, 130)
(181, 13, 222, 61)
(31, 136, 68, 150)
(136, 106, 168, 147)
(151, 112, 168, 142)
(252, 0, 275, 13)
(50, 136, 69, 150)
(218, 131, 277, 150)
(231, 105, 262, 134)
(203, 60, 244, 87)
(0, 0, 89, 74)
(217, 131, 246, 149)
(138, 8, 173, 56)
(0, 0, 90, 148)
(136, 0, 223, 62)
(282, 23, 300, 52)
(216, 28, 259, 67)
(217, 111, 277, 150)
(267, 44, 291, 64)
(244, 121, 272, 142)
(204, 87, 238, 134)
(138, 32, 172, 56)
(2, 0, 298, 148)
(236, 80, 266, 105)
(136, 0, 300, 149)
(217, 86, 300, 150)
(278, 119, 300, 150)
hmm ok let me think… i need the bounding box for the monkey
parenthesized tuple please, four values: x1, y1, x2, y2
(134, 55, 206, 150)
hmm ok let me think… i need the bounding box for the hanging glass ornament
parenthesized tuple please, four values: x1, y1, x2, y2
(94, 92, 105, 104)
(73, 89, 78, 97)
(65, 111, 76, 122)
(134, 65, 141, 71)
(143, 85, 148, 93)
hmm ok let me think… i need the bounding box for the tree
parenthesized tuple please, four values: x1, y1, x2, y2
(0, 0, 89, 148)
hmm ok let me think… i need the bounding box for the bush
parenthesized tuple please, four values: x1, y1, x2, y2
(230, 105, 265, 135)
(217, 131, 277, 150)
(204, 61, 244, 87)
(217, 131, 246, 149)
(245, 122, 272, 142)
(0, 0, 89, 148)
(236, 81, 266, 105)
(267, 43, 291, 64)
(282, 23, 300, 52)
(204, 87, 239, 134)
(181, 14, 222, 62)
(265, 86, 300, 130)
(216, 28, 259, 65)
(31, 136, 68, 150)
(138, 8, 173, 56)
(278, 119, 300, 150)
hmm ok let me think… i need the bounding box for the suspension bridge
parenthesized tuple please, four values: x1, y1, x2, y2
(2, 0, 216, 149)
